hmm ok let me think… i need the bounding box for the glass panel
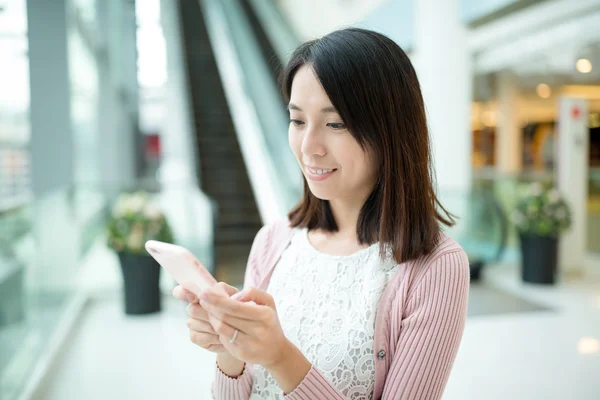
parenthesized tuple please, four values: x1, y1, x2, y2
(69, 11, 100, 186)
(0, 188, 81, 400)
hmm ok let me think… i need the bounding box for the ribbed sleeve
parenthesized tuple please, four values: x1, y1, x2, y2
(381, 250, 470, 400)
(211, 362, 254, 400)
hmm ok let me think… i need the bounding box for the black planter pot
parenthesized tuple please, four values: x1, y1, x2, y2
(469, 259, 484, 282)
(519, 234, 558, 285)
(118, 253, 161, 315)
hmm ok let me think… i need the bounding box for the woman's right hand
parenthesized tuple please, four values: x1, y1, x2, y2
(173, 283, 238, 354)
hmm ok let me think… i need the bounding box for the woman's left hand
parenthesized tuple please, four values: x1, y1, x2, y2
(199, 286, 290, 370)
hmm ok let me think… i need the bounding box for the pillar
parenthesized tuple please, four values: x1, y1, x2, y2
(495, 70, 522, 174)
(413, 0, 472, 193)
(26, 0, 78, 290)
(96, 0, 140, 195)
(557, 96, 589, 275)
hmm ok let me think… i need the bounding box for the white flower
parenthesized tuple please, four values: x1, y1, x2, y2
(127, 231, 144, 252)
(144, 203, 162, 219)
(112, 203, 126, 217)
(529, 182, 543, 197)
(127, 195, 146, 213)
(547, 189, 561, 203)
(112, 195, 131, 216)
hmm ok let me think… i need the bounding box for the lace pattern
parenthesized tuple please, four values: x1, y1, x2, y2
(250, 228, 397, 400)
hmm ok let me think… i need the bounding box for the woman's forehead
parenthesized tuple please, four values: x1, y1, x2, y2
(289, 67, 335, 111)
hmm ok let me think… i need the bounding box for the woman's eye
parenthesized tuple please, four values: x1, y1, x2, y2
(327, 122, 346, 130)
(289, 119, 304, 126)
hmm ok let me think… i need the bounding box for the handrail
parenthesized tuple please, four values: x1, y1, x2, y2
(219, 0, 302, 206)
(246, 0, 301, 64)
(440, 184, 510, 266)
(199, 0, 301, 224)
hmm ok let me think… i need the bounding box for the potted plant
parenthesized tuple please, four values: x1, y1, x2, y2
(105, 192, 174, 314)
(510, 182, 571, 284)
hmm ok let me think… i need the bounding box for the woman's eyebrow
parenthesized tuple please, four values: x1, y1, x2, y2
(287, 103, 338, 114)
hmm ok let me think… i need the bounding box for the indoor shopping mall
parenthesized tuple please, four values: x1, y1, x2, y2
(1, 0, 599, 399)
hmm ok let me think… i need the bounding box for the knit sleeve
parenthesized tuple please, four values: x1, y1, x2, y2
(211, 224, 269, 400)
(242, 224, 270, 289)
(381, 250, 470, 399)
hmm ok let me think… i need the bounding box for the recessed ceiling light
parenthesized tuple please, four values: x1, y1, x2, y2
(578, 337, 599, 354)
(536, 83, 551, 99)
(576, 58, 593, 74)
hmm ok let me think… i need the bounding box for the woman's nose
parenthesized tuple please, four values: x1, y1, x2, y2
(301, 128, 326, 157)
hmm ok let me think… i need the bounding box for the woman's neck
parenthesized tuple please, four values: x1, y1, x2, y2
(328, 198, 362, 239)
(308, 198, 369, 255)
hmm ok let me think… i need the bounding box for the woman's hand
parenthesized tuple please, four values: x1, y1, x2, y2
(199, 286, 290, 370)
(172, 282, 238, 354)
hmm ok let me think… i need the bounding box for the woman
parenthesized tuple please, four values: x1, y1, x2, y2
(174, 28, 470, 400)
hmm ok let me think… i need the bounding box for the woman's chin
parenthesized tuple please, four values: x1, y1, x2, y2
(307, 187, 333, 201)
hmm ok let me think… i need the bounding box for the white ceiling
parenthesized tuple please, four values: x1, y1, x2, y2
(470, 0, 600, 94)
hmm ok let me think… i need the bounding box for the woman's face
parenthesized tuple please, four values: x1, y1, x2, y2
(288, 65, 378, 204)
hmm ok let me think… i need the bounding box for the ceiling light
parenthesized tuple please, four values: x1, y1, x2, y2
(576, 58, 593, 74)
(481, 110, 496, 127)
(578, 337, 600, 355)
(536, 83, 551, 99)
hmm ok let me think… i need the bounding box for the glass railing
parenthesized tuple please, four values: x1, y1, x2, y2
(0, 180, 214, 400)
(452, 168, 563, 268)
(440, 183, 511, 275)
(0, 185, 99, 400)
(246, 0, 300, 64)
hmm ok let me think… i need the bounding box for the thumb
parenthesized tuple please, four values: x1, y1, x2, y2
(213, 282, 239, 297)
(222, 284, 239, 296)
(232, 287, 272, 307)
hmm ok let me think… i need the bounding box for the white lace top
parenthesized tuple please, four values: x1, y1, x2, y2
(250, 228, 398, 400)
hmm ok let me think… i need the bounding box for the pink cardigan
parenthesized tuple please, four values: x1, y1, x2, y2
(212, 219, 470, 399)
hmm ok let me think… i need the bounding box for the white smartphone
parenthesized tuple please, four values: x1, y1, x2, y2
(145, 240, 217, 298)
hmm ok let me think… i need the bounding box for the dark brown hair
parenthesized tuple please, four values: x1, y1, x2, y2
(282, 28, 455, 263)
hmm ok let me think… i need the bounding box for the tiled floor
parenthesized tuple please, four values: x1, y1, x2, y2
(445, 266, 600, 400)
(34, 295, 217, 400)
(31, 243, 600, 400)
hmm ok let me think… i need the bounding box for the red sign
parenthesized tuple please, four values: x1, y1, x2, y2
(145, 134, 161, 158)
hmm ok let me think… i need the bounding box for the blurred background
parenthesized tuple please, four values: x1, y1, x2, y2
(0, 0, 599, 399)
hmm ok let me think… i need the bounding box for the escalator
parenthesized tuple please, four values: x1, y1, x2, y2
(177, 0, 263, 282)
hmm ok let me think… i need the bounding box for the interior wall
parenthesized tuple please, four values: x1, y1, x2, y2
(274, 0, 390, 39)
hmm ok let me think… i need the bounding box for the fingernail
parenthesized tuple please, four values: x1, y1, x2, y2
(184, 293, 194, 303)
(231, 292, 242, 300)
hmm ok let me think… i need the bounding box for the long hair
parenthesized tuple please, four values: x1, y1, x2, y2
(281, 28, 455, 263)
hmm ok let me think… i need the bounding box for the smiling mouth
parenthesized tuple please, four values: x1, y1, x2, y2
(307, 166, 337, 175)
